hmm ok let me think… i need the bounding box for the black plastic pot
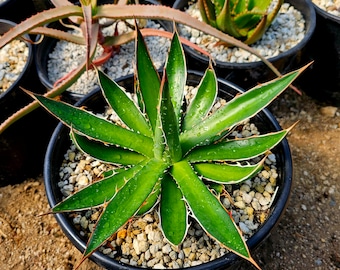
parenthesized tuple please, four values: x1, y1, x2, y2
(0, 19, 56, 186)
(44, 70, 293, 270)
(0, 0, 36, 23)
(296, 4, 340, 106)
(170, 0, 316, 89)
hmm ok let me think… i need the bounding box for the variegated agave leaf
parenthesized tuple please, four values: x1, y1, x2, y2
(30, 25, 306, 269)
(199, 0, 284, 44)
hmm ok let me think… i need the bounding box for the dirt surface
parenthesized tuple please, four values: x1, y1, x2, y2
(0, 88, 339, 270)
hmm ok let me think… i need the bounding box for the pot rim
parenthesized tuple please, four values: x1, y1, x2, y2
(312, 2, 340, 24)
(44, 70, 293, 269)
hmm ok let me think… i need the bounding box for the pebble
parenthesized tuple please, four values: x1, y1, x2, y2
(320, 106, 338, 117)
(179, 2, 306, 63)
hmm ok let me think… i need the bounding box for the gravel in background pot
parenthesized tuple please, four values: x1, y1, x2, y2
(44, 71, 293, 270)
(35, 20, 170, 103)
(297, 0, 340, 106)
(0, 18, 46, 122)
(169, 0, 316, 89)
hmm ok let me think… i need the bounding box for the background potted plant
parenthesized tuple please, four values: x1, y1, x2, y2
(169, 0, 316, 90)
(38, 26, 306, 269)
(0, 0, 284, 135)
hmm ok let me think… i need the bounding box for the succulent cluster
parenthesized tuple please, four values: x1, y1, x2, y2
(198, 0, 284, 44)
(31, 25, 303, 268)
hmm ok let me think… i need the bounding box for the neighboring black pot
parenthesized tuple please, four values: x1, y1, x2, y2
(44, 71, 293, 270)
(0, 19, 57, 186)
(0, 0, 36, 23)
(170, 0, 316, 89)
(296, 4, 340, 106)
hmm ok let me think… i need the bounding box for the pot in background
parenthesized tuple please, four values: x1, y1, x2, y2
(169, 0, 316, 90)
(44, 71, 293, 270)
(0, 19, 56, 186)
(0, 0, 36, 23)
(297, 3, 340, 106)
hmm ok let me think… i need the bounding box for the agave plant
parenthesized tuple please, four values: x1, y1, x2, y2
(29, 25, 306, 268)
(198, 0, 284, 44)
(0, 0, 282, 134)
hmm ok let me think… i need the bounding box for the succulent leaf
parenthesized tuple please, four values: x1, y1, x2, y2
(165, 29, 187, 122)
(171, 160, 251, 259)
(182, 65, 217, 131)
(160, 72, 182, 163)
(160, 174, 188, 246)
(53, 162, 147, 212)
(84, 158, 168, 258)
(97, 69, 152, 138)
(135, 25, 161, 133)
(185, 128, 291, 162)
(71, 131, 146, 165)
(200, 0, 284, 44)
(193, 156, 266, 184)
(136, 181, 161, 216)
(32, 94, 154, 157)
(180, 69, 301, 153)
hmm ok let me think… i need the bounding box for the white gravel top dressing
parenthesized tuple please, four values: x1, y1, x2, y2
(0, 39, 29, 93)
(179, 2, 306, 63)
(47, 20, 169, 95)
(57, 87, 280, 268)
(313, 0, 340, 16)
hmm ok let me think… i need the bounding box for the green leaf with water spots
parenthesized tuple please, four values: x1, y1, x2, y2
(180, 69, 301, 153)
(185, 128, 290, 162)
(97, 69, 152, 138)
(71, 131, 146, 165)
(52, 163, 146, 212)
(171, 160, 251, 259)
(83, 158, 168, 258)
(135, 25, 160, 132)
(33, 94, 154, 157)
(193, 157, 265, 184)
(182, 66, 217, 131)
(160, 174, 187, 246)
(165, 30, 186, 122)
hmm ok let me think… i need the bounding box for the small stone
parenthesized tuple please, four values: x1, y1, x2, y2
(239, 222, 250, 234)
(234, 201, 246, 209)
(320, 106, 337, 117)
(80, 216, 88, 229)
(162, 244, 172, 254)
